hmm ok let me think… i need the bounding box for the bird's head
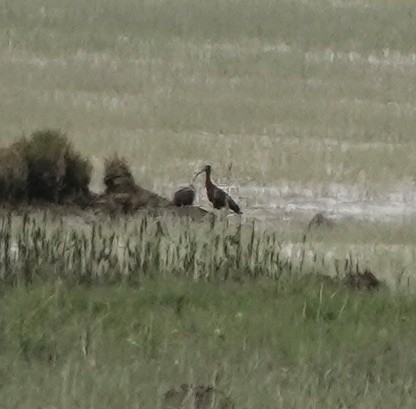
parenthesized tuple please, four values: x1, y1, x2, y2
(193, 165, 211, 180)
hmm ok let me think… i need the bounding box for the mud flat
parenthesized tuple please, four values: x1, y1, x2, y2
(157, 182, 416, 226)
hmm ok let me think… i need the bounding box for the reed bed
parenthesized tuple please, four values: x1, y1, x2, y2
(0, 212, 290, 285)
(0, 211, 400, 289)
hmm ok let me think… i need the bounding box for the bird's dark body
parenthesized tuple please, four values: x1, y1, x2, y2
(198, 165, 242, 214)
(173, 186, 195, 207)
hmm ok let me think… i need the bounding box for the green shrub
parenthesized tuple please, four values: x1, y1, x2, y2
(0, 146, 28, 203)
(62, 150, 93, 198)
(22, 129, 92, 202)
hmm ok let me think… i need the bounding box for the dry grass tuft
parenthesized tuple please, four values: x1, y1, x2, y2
(102, 154, 170, 209)
(104, 155, 138, 195)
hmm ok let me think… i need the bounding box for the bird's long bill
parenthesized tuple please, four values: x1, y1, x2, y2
(192, 169, 204, 182)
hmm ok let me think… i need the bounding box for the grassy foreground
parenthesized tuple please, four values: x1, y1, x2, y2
(0, 212, 413, 407)
(1, 278, 416, 408)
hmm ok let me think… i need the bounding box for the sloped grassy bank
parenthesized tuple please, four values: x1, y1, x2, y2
(0, 211, 384, 286)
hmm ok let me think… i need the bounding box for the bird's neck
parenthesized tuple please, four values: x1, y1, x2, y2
(205, 171, 213, 188)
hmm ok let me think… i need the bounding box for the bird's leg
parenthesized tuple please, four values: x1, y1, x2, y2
(226, 162, 233, 195)
(219, 207, 227, 221)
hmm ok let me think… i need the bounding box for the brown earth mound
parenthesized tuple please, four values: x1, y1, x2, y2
(301, 268, 384, 292)
(344, 269, 383, 291)
(95, 156, 211, 220)
(102, 155, 170, 209)
(308, 212, 335, 230)
(92, 192, 213, 222)
(148, 205, 214, 222)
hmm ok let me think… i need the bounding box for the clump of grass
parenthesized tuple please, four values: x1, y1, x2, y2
(102, 155, 170, 209)
(104, 155, 138, 195)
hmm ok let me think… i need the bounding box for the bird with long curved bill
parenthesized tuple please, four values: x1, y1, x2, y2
(195, 165, 242, 214)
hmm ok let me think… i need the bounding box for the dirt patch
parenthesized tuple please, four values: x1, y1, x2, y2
(308, 212, 335, 230)
(161, 384, 234, 409)
(102, 155, 170, 209)
(344, 269, 384, 291)
(301, 269, 384, 292)
(86, 155, 211, 220)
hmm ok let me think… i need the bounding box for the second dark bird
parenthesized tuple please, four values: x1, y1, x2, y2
(195, 165, 242, 214)
(172, 185, 196, 206)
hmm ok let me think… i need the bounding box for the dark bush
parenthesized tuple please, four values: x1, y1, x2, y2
(0, 146, 28, 203)
(22, 129, 92, 203)
(62, 151, 92, 199)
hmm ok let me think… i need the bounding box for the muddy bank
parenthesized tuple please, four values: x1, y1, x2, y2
(0, 131, 213, 221)
(157, 180, 416, 225)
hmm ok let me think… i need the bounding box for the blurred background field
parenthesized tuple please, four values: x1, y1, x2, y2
(2, 0, 416, 194)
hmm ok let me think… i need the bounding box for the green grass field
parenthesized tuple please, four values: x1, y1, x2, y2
(2, 0, 416, 407)
(3, 278, 416, 408)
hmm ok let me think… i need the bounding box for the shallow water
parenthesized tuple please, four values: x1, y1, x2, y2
(157, 181, 416, 226)
(88, 154, 416, 225)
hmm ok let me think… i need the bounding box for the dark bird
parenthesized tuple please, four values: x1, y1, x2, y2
(172, 185, 196, 207)
(195, 165, 242, 214)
